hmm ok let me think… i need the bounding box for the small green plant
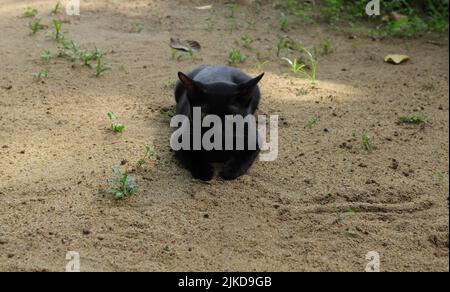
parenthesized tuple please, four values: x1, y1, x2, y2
(277, 37, 288, 57)
(80, 51, 93, 66)
(241, 35, 253, 49)
(161, 108, 175, 119)
(300, 46, 318, 83)
(107, 112, 125, 133)
(131, 22, 144, 33)
(361, 134, 373, 152)
(52, 2, 62, 14)
(386, 16, 429, 38)
(437, 171, 445, 180)
(171, 48, 194, 61)
(256, 50, 271, 69)
(57, 37, 70, 57)
(257, 59, 270, 71)
(91, 46, 104, 60)
(95, 58, 111, 77)
(333, 204, 356, 223)
(80, 48, 99, 66)
(351, 39, 362, 50)
(228, 48, 246, 65)
(282, 46, 318, 83)
(30, 18, 43, 34)
(52, 18, 63, 40)
(186, 49, 195, 60)
(279, 13, 289, 31)
(24, 7, 38, 18)
(276, 36, 295, 57)
(352, 131, 374, 152)
(274, 0, 314, 22)
(106, 166, 136, 200)
(70, 40, 81, 62)
(171, 48, 181, 61)
(225, 1, 239, 18)
(228, 18, 238, 33)
(246, 19, 256, 29)
(399, 115, 426, 125)
(319, 39, 333, 56)
(205, 18, 217, 31)
(282, 57, 306, 74)
(137, 145, 156, 168)
(33, 69, 48, 81)
(41, 49, 53, 61)
(305, 116, 320, 129)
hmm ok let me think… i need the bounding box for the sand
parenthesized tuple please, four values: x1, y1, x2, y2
(0, 0, 448, 272)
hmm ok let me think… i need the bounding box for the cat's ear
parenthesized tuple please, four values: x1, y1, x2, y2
(178, 72, 203, 98)
(237, 73, 264, 102)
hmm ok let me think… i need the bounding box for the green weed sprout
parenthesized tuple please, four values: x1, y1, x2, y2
(171, 48, 194, 61)
(34, 69, 48, 81)
(399, 115, 426, 125)
(305, 116, 320, 129)
(228, 49, 246, 65)
(301, 47, 318, 83)
(282, 48, 318, 83)
(81, 51, 93, 66)
(276, 36, 294, 57)
(24, 7, 38, 18)
(161, 108, 176, 119)
(225, 1, 239, 18)
(41, 49, 53, 61)
(241, 35, 253, 49)
(320, 39, 333, 56)
(57, 37, 70, 57)
(246, 19, 256, 29)
(131, 22, 144, 33)
(69, 40, 81, 62)
(52, 18, 63, 40)
(137, 145, 156, 168)
(352, 132, 374, 152)
(52, 2, 62, 14)
(333, 204, 356, 223)
(95, 58, 111, 77)
(361, 134, 373, 152)
(206, 18, 217, 31)
(255, 51, 271, 70)
(91, 46, 104, 60)
(30, 18, 43, 34)
(107, 112, 125, 133)
(282, 57, 306, 74)
(257, 60, 270, 71)
(279, 14, 289, 31)
(107, 166, 136, 200)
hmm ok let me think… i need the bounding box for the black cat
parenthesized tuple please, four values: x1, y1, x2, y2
(173, 65, 264, 181)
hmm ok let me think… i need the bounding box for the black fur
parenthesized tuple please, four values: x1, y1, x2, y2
(174, 65, 264, 181)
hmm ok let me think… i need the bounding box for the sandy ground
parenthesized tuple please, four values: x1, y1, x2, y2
(0, 0, 448, 272)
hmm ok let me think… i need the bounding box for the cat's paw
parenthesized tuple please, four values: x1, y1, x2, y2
(191, 164, 215, 181)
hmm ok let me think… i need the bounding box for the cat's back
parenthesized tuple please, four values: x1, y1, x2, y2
(193, 65, 251, 85)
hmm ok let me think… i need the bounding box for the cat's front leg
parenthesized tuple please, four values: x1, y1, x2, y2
(176, 151, 215, 181)
(220, 149, 260, 180)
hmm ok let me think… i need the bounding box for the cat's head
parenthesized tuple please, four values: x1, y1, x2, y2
(177, 72, 264, 117)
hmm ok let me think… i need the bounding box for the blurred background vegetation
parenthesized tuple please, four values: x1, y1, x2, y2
(273, 0, 449, 38)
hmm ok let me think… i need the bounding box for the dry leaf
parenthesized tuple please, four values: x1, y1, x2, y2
(384, 54, 410, 65)
(170, 38, 201, 52)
